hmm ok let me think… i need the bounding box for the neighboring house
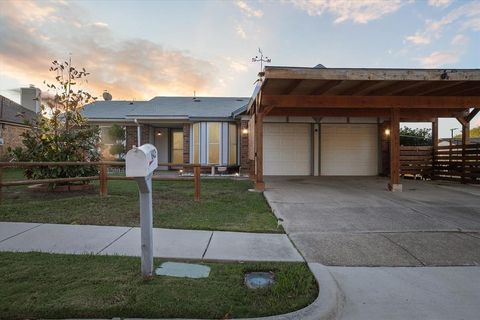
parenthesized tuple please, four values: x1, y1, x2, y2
(83, 96, 250, 172)
(0, 93, 37, 158)
(438, 138, 480, 146)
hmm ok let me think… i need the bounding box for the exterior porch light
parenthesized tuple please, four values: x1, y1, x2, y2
(242, 128, 249, 135)
(385, 128, 391, 136)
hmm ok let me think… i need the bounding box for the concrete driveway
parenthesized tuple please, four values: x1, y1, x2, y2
(264, 176, 480, 266)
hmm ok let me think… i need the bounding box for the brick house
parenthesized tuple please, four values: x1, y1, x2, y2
(83, 97, 250, 173)
(0, 94, 37, 158)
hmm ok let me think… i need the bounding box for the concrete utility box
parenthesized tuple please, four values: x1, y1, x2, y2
(125, 144, 158, 277)
(126, 144, 158, 177)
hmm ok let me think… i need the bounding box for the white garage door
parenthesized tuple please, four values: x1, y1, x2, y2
(321, 124, 378, 176)
(263, 123, 311, 176)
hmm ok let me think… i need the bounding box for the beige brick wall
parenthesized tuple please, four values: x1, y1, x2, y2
(0, 124, 29, 157)
(240, 120, 249, 173)
(183, 123, 190, 164)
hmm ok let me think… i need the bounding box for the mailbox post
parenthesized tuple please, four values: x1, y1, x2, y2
(126, 144, 158, 277)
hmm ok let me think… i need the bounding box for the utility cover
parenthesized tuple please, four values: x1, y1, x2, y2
(245, 272, 275, 289)
(155, 262, 210, 278)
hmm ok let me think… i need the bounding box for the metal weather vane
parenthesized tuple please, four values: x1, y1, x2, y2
(252, 48, 271, 73)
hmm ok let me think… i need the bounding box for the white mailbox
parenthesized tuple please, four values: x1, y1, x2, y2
(126, 144, 158, 177)
(125, 144, 158, 278)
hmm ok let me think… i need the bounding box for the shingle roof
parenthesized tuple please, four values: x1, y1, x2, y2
(82, 96, 249, 121)
(0, 95, 36, 125)
(82, 100, 140, 120)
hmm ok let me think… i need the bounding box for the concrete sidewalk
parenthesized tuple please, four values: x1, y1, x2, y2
(0, 222, 302, 262)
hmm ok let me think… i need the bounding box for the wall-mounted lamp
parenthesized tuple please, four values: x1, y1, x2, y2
(385, 128, 391, 136)
(156, 132, 162, 136)
(242, 128, 249, 135)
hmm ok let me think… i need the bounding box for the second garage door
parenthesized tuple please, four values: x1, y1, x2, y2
(321, 124, 378, 176)
(263, 123, 311, 176)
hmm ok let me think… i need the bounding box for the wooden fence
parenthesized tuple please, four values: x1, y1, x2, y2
(400, 144, 480, 184)
(0, 161, 204, 202)
(400, 146, 433, 178)
(433, 144, 480, 184)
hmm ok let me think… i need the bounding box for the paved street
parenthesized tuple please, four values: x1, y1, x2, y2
(328, 265, 480, 320)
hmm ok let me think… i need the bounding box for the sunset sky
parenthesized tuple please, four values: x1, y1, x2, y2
(0, 0, 479, 137)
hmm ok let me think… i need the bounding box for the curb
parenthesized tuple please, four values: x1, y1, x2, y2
(123, 262, 344, 320)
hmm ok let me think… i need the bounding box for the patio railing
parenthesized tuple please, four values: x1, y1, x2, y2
(0, 161, 206, 203)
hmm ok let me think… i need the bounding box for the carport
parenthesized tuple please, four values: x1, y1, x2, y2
(247, 66, 480, 191)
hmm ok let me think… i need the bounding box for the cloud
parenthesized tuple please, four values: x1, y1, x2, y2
(426, 1, 480, 32)
(405, 32, 430, 45)
(407, 1, 479, 47)
(227, 58, 249, 73)
(0, 0, 217, 100)
(92, 22, 109, 28)
(427, 0, 452, 8)
(451, 34, 469, 45)
(235, 1, 263, 18)
(415, 51, 460, 68)
(288, 0, 407, 24)
(235, 24, 247, 39)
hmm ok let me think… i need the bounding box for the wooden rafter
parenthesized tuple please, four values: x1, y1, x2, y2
(309, 80, 343, 95)
(338, 81, 382, 95)
(284, 79, 303, 94)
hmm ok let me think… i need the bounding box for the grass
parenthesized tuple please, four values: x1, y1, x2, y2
(0, 252, 317, 319)
(0, 169, 280, 233)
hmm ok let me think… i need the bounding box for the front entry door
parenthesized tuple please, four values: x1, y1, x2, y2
(171, 130, 184, 165)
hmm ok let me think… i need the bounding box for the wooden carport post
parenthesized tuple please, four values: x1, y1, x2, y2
(389, 108, 402, 192)
(255, 110, 265, 191)
(431, 118, 438, 180)
(461, 121, 470, 184)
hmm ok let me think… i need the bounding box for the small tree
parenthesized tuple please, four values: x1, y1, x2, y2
(400, 126, 432, 146)
(10, 60, 101, 182)
(107, 124, 126, 160)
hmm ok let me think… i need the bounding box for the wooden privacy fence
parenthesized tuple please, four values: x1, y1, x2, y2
(0, 161, 203, 202)
(400, 146, 433, 178)
(434, 144, 480, 184)
(400, 144, 480, 184)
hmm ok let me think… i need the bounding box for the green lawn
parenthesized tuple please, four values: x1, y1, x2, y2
(0, 252, 317, 319)
(0, 169, 280, 233)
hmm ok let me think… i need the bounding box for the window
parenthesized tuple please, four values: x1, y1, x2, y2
(171, 130, 183, 164)
(208, 122, 220, 164)
(229, 123, 237, 165)
(100, 126, 114, 145)
(193, 123, 200, 163)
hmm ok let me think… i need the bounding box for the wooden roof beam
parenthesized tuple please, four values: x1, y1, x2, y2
(466, 108, 480, 122)
(268, 107, 467, 118)
(263, 67, 480, 81)
(262, 95, 480, 109)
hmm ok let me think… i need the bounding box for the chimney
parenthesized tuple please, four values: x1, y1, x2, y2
(20, 85, 41, 113)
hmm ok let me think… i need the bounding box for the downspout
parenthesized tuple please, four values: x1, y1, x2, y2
(134, 118, 141, 146)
